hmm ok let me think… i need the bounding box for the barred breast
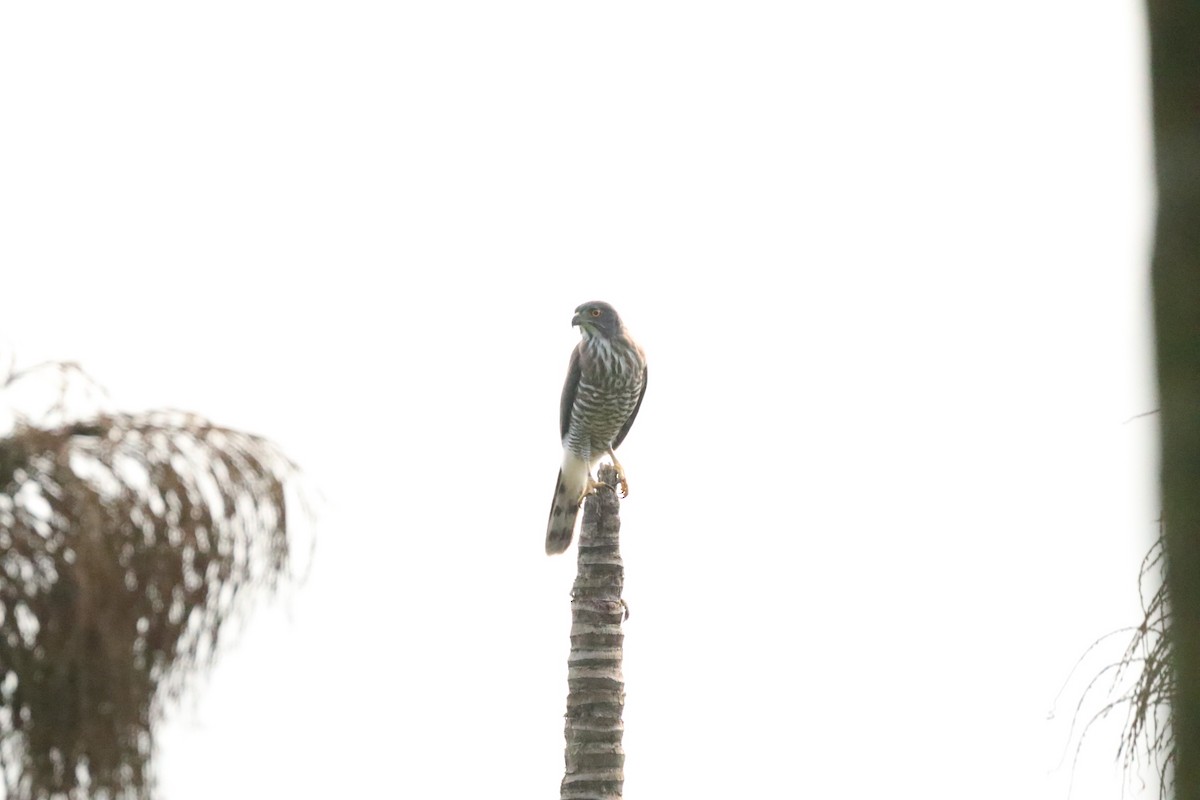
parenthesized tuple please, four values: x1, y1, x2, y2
(564, 336, 646, 458)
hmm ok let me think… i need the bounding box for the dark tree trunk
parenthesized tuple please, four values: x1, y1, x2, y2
(560, 464, 626, 800)
(1148, 1, 1200, 795)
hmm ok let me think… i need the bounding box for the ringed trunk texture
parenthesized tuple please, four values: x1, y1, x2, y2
(561, 464, 626, 800)
(1148, 0, 1200, 794)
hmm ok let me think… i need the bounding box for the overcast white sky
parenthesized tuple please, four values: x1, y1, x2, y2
(0, 2, 1159, 798)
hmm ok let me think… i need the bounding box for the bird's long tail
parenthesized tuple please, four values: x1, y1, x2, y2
(546, 456, 588, 555)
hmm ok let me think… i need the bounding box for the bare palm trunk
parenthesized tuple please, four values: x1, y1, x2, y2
(1148, 1, 1200, 794)
(560, 464, 625, 800)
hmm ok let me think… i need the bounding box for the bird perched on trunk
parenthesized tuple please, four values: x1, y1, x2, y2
(546, 301, 648, 555)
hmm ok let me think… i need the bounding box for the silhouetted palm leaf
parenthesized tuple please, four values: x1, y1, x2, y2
(0, 364, 300, 800)
(1065, 529, 1173, 798)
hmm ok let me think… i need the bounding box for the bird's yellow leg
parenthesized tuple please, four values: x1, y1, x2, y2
(607, 448, 629, 498)
(578, 474, 609, 505)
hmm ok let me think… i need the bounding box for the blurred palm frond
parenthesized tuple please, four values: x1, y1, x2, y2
(0, 363, 300, 800)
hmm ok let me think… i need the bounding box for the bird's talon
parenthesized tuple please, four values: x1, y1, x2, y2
(578, 479, 609, 505)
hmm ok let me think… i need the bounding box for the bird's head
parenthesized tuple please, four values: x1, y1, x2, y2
(572, 301, 623, 339)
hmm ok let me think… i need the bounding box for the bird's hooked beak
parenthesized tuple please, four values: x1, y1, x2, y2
(572, 311, 597, 338)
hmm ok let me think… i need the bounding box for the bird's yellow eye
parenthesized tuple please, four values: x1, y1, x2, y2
(590, 309, 602, 318)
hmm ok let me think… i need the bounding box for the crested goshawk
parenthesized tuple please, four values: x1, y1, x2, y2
(546, 301, 648, 555)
